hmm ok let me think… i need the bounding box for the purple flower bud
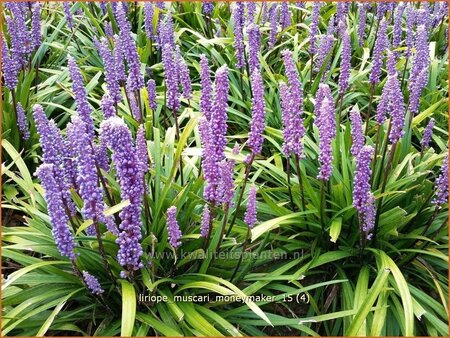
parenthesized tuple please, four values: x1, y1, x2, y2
(350, 106, 364, 157)
(67, 55, 95, 138)
(233, 2, 245, 68)
(280, 2, 292, 30)
(357, 4, 367, 47)
(82, 271, 104, 295)
(147, 79, 157, 111)
(166, 206, 182, 248)
(97, 37, 122, 104)
(105, 21, 114, 39)
(244, 186, 257, 228)
(309, 2, 322, 54)
(36, 163, 76, 260)
(247, 70, 265, 156)
(200, 204, 211, 238)
(63, 2, 74, 30)
(246, 2, 256, 25)
(31, 3, 42, 50)
(420, 118, 435, 150)
(432, 154, 449, 208)
(363, 192, 375, 240)
(268, 4, 279, 49)
(338, 25, 351, 95)
(100, 117, 144, 273)
(199, 54, 213, 120)
(247, 23, 261, 74)
(203, 2, 214, 16)
(369, 19, 389, 85)
(16, 103, 30, 140)
(352, 145, 374, 213)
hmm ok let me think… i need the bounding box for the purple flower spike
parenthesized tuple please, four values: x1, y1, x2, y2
(408, 25, 430, 115)
(280, 2, 291, 30)
(199, 54, 213, 120)
(82, 271, 104, 295)
(67, 55, 95, 138)
(162, 44, 180, 112)
(247, 70, 265, 156)
(432, 154, 449, 208)
(357, 4, 367, 47)
(246, 2, 256, 25)
(31, 3, 42, 50)
(369, 19, 389, 85)
(202, 66, 229, 203)
(147, 79, 157, 111)
(166, 206, 182, 248)
(67, 116, 105, 235)
(244, 186, 257, 229)
(350, 107, 364, 157)
(2, 37, 19, 90)
(338, 25, 351, 96)
(16, 103, 30, 140)
(113, 35, 126, 83)
(233, 2, 245, 68)
(352, 145, 374, 214)
(218, 159, 235, 206)
(136, 125, 148, 175)
(200, 205, 211, 238)
(144, 3, 155, 40)
(36, 163, 76, 260)
(98, 37, 122, 104)
(405, 5, 415, 58)
(315, 34, 334, 79)
(393, 3, 406, 53)
(176, 47, 192, 100)
(309, 2, 322, 54)
(63, 2, 74, 30)
(420, 118, 435, 150)
(268, 4, 279, 49)
(33, 104, 77, 212)
(280, 50, 305, 157)
(247, 23, 261, 74)
(316, 96, 335, 181)
(114, 3, 144, 91)
(100, 117, 144, 273)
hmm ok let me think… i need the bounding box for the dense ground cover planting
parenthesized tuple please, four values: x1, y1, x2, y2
(1, 1, 449, 336)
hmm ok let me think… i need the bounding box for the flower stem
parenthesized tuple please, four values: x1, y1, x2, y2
(373, 141, 397, 245)
(226, 154, 254, 237)
(294, 154, 306, 213)
(364, 84, 375, 136)
(286, 157, 296, 211)
(229, 227, 250, 283)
